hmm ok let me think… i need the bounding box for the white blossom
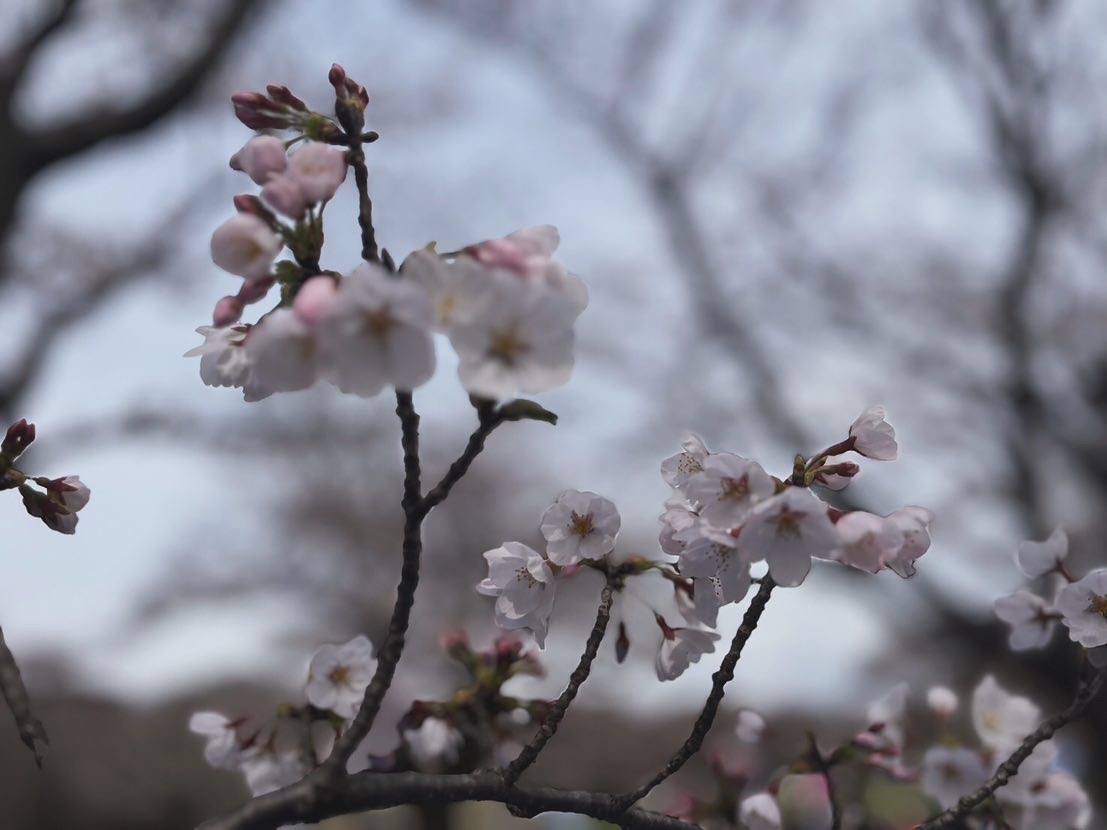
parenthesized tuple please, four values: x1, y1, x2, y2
(660, 433, 711, 491)
(241, 751, 308, 796)
(189, 711, 254, 770)
(539, 489, 620, 566)
(402, 249, 490, 331)
(1000, 772, 1091, 830)
(848, 405, 898, 461)
(735, 710, 766, 744)
(678, 526, 752, 605)
(659, 504, 698, 557)
(1057, 569, 1107, 648)
(244, 309, 318, 398)
(467, 225, 588, 314)
(674, 576, 721, 629)
(738, 488, 838, 587)
(49, 475, 90, 514)
(1016, 526, 1068, 579)
(306, 634, 377, 719)
(994, 590, 1058, 650)
(287, 141, 347, 203)
(884, 505, 934, 578)
(926, 686, 959, 719)
(403, 717, 464, 772)
(186, 324, 253, 390)
(450, 275, 577, 400)
(654, 620, 720, 681)
(832, 511, 905, 574)
(476, 542, 558, 648)
(971, 675, 1040, 756)
(318, 263, 436, 397)
(210, 214, 283, 280)
(685, 453, 774, 528)
(866, 682, 909, 752)
(738, 792, 782, 830)
(921, 746, 989, 809)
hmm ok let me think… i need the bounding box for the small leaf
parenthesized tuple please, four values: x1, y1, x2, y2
(498, 400, 558, 425)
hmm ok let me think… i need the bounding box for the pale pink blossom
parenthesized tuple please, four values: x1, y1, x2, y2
(186, 324, 255, 394)
(476, 542, 558, 648)
(403, 249, 493, 331)
(678, 526, 752, 606)
(812, 454, 858, 491)
(660, 433, 712, 492)
(1000, 771, 1091, 830)
(735, 710, 766, 744)
(1057, 569, 1107, 648)
(45, 475, 90, 514)
(654, 619, 720, 681)
(539, 489, 620, 566)
(738, 792, 781, 830)
(212, 295, 244, 327)
(685, 453, 774, 528)
(659, 503, 698, 557)
(848, 405, 898, 461)
(866, 682, 909, 752)
(467, 225, 588, 314)
(244, 309, 319, 398)
(403, 717, 464, 772)
(921, 746, 989, 808)
(287, 142, 348, 203)
(994, 590, 1059, 650)
(306, 634, 377, 719)
(229, 135, 287, 185)
(241, 751, 308, 796)
(261, 174, 308, 220)
(210, 214, 283, 279)
(1017, 526, 1069, 579)
(926, 686, 959, 719)
(189, 711, 254, 770)
(972, 675, 1040, 755)
(674, 576, 721, 629)
(292, 276, 338, 326)
(832, 511, 905, 574)
(318, 263, 436, 397)
(738, 488, 838, 587)
(884, 505, 934, 578)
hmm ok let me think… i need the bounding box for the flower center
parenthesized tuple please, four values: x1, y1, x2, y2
(769, 506, 805, 538)
(327, 664, 352, 687)
(363, 307, 395, 338)
(513, 566, 538, 588)
(488, 327, 529, 365)
(569, 511, 594, 537)
(1086, 594, 1107, 619)
(720, 475, 749, 501)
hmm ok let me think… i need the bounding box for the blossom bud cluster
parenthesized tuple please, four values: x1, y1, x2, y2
(0, 419, 89, 535)
(994, 526, 1107, 653)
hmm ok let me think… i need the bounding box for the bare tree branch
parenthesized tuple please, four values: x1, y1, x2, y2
(0, 622, 47, 767)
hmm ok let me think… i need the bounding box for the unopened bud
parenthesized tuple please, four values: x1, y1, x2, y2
(212, 296, 244, 327)
(615, 621, 630, 664)
(2, 418, 36, 460)
(232, 194, 277, 226)
(265, 84, 307, 112)
(237, 277, 276, 305)
(328, 64, 347, 92)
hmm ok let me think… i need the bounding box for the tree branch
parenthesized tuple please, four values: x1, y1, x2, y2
(419, 403, 504, 518)
(615, 577, 776, 811)
(502, 573, 616, 787)
(197, 770, 698, 830)
(0, 622, 47, 766)
(917, 666, 1106, 829)
(0, 0, 80, 103)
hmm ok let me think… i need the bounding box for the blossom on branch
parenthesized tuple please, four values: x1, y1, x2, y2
(848, 405, 898, 461)
(737, 487, 838, 587)
(229, 135, 288, 185)
(654, 615, 720, 681)
(210, 214, 283, 280)
(684, 453, 774, 528)
(1016, 526, 1069, 579)
(476, 542, 558, 648)
(539, 489, 620, 566)
(994, 590, 1059, 650)
(306, 634, 377, 719)
(1057, 569, 1107, 648)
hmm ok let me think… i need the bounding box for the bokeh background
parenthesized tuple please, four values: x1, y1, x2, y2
(0, 0, 1105, 827)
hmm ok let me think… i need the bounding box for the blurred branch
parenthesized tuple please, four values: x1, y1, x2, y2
(21, 0, 261, 175)
(0, 622, 48, 767)
(0, 0, 80, 104)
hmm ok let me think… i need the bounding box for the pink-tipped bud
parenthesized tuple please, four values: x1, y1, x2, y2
(265, 84, 306, 112)
(292, 276, 338, 326)
(237, 277, 275, 305)
(231, 92, 289, 131)
(260, 174, 308, 220)
(2, 418, 35, 459)
(229, 135, 287, 185)
(232, 194, 276, 225)
(212, 296, 244, 327)
(328, 64, 347, 93)
(439, 629, 469, 654)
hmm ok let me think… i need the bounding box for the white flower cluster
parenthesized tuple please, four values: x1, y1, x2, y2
(476, 489, 619, 648)
(994, 526, 1107, 652)
(190, 634, 376, 796)
(660, 407, 932, 632)
(919, 676, 1090, 829)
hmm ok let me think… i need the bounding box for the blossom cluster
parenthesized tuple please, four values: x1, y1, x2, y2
(994, 526, 1107, 655)
(0, 418, 89, 535)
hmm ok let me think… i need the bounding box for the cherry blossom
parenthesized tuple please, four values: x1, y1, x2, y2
(811, 454, 858, 491)
(287, 141, 348, 203)
(1001, 771, 1091, 830)
(186, 324, 253, 391)
(292, 275, 339, 326)
(684, 453, 774, 528)
(832, 511, 904, 574)
(674, 575, 721, 629)
(1016, 526, 1068, 579)
(866, 682, 908, 752)
(926, 686, 959, 719)
(971, 675, 1040, 755)
(317, 263, 436, 397)
(449, 275, 577, 400)
(539, 489, 620, 566)
(241, 751, 309, 797)
(402, 249, 490, 331)
(678, 526, 752, 606)
(403, 717, 464, 772)
(659, 503, 698, 557)
(660, 432, 711, 492)
(994, 589, 1059, 650)
(229, 135, 287, 185)
(261, 174, 308, 220)
(476, 542, 558, 648)
(921, 746, 990, 809)
(244, 309, 318, 398)
(738, 487, 838, 587)
(738, 792, 782, 830)
(735, 709, 766, 744)
(466, 225, 588, 314)
(883, 505, 934, 578)
(210, 213, 283, 280)
(42, 475, 90, 515)
(848, 405, 898, 461)
(189, 712, 254, 770)
(654, 616, 720, 681)
(1056, 569, 1107, 648)
(306, 634, 377, 719)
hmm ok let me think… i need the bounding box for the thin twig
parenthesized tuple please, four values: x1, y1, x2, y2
(419, 403, 503, 518)
(322, 391, 422, 772)
(917, 666, 1106, 829)
(0, 623, 47, 766)
(197, 770, 697, 830)
(615, 578, 776, 811)
(502, 574, 617, 787)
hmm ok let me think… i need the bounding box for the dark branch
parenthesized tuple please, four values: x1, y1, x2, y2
(0, 623, 47, 766)
(197, 770, 698, 830)
(918, 666, 1106, 829)
(0, 0, 80, 103)
(616, 577, 776, 810)
(419, 403, 504, 518)
(502, 573, 617, 787)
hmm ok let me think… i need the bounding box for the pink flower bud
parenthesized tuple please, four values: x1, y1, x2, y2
(232, 194, 276, 224)
(237, 277, 275, 305)
(2, 418, 35, 459)
(213, 296, 244, 327)
(292, 276, 338, 326)
(229, 135, 287, 185)
(265, 84, 307, 112)
(211, 214, 283, 279)
(260, 174, 308, 220)
(231, 92, 288, 130)
(287, 143, 348, 204)
(328, 64, 347, 92)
